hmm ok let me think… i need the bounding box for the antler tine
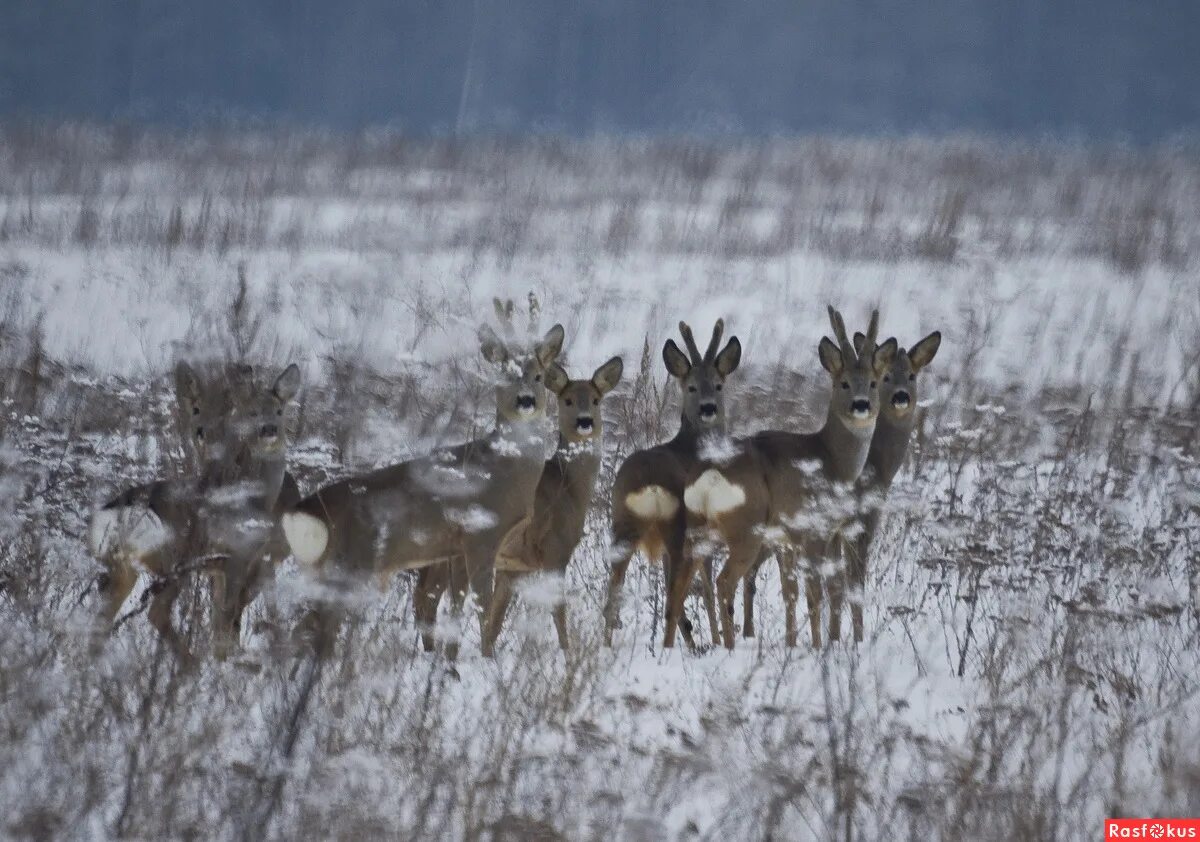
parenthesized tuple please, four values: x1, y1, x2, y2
(678, 321, 703, 365)
(827, 305, 854, 362)
(863, 309, 880, 356)
(493, 297, 518, 340)
(526, 291, 541, 334)
(703, 318, 725, 363)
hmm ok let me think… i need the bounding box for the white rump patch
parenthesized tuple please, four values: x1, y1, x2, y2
(624, 486, 679, 521)
(282, 512, 329, 566)
(684, 469, 746, 519)
(89, 506, 172, 559)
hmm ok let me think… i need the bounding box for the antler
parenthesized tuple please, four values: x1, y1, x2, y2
(678, 321, 704, 365)
(703, 319, 725, 363)
(862, 309, 880, 358)
(827, 305, 855, 363)
(493, 297, 518, 340)
(526, 291, 541, 334)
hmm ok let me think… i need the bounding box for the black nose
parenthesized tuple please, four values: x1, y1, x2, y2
(260, 423, 279, 438)
(891, 391, 911, 408)
(516, 394, 536, 410)
(699, 402, 718, 418)
(851, 399, 871, 414)
(576, 417, 594, 431)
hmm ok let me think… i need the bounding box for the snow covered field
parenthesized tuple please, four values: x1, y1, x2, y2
(1, 124, 1198, 840)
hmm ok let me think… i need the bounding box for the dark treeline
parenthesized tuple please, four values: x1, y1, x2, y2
(2, 0, 1198, 139)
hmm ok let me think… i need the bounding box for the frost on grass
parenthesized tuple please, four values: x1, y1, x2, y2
(1, 129, 1199, 841)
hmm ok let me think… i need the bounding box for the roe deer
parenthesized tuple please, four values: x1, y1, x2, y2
(90, 361, 302, 662)
(728, 307, 896, 648)
(604, 319, 741, 649)
(418, 356, 623, 655)
(281, 300, 563, 655)
(839, 327, 941, 641)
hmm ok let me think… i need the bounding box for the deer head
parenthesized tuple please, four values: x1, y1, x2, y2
(818, 307, 896, 430)
(479, 297, 564, 425)
(544, 356, 624, 444)
(855, 329, 941, 422)
(662, 319, 741, 434)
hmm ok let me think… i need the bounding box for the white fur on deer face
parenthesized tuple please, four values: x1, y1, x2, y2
(479, 322, 565, 425)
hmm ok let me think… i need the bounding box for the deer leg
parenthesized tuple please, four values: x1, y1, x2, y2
(209, 567, 234, 661)
(552, 600, 570, 652)
(850, 506, 880, 644)
(827, 546, 845, 644)
(716, 537, 763, 650)
(743, 547, 770, 639)
(444, 558, 471, 662)
(700, 556, 721, 645)
(663, 528, 697, 651)
(603, 526, 638, 646)
(148, 578, 193, 667)
(777, 551, 800, 648)
(805, 570, 823, 650)
(481, 571, 517, 658)
(415, 564, 449, 653)
(100, 561, 138, 627)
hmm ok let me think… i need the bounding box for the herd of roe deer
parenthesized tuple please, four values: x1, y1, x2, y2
(88, 296, 940, 664)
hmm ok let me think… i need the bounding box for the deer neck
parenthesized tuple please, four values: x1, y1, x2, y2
(865, 412, 916, 488)
(552, 434, 602, 499)
(818, 403, 874, 483)
(200, 452, 287, 512)
(673, 414, 725, 454)
(492, 415, 547, 459)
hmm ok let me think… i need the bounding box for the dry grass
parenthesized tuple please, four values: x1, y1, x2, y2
(0, 124, 1198, 840)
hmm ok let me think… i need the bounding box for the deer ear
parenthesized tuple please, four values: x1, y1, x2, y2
(662, 340, 691, 379)
(273, 363, 301, 402)
(853, 332, 866, 356)
(715, 336, 741, 376)
(478, 324, 508, 364)
(872, 337, 898, 376)
(544, 362, 570, 395)
(536, 324, 565, 367)
(175, 361, 202, 405)
(818, 337, 843, 376)
(908, 331, 941, 371)
(591, 356, 624, 395)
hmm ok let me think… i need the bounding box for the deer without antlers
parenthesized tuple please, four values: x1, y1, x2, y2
(417, 355, 624, 655)
(89, 360, 302, 663)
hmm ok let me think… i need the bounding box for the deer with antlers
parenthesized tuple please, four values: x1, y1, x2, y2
(604, 319, 743, 649)
(281, 297, 562, 656)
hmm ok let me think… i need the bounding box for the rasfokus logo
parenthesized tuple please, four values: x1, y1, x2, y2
(1107, 819, 1200, 839)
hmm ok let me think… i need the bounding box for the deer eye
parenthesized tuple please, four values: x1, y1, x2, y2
(884, 375, 891, 383)
(565, 399, 573, 407)
(192, 406, 200, 416)
(870, 381, 877, 389)
(592, 399, 598, 406)
(535, 374, 542, 382)
(841, 382, 850, 390)
(715, 384, 723, 391)
(276, 409, 283, 416)
(909, 374, 916, 381)
(195, 427, 205, 439)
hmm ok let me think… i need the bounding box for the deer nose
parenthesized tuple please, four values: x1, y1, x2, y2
(575, 416, 594, 433)
(891, 390, 911, 409)
(699, 402, 718, 419)
(516, 394, 536, 411)
(850, 399, 871, 417)
(260, 423, 279, 438)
